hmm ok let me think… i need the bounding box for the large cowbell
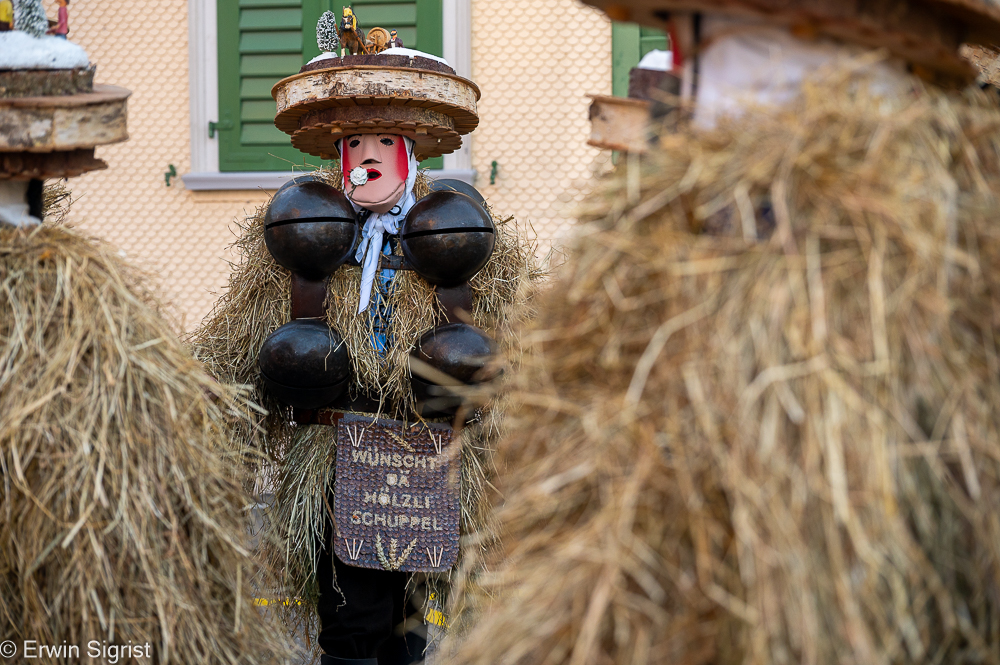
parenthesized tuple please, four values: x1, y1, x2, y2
(410, 322, 497, 417)
(400, 191, 495, 287)
(259, 319, 351, 410)
(264, 180, 358, 281)
(259, 180, 358, 409)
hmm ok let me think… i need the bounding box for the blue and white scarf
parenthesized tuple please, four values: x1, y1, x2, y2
(341, 136, 419, 315)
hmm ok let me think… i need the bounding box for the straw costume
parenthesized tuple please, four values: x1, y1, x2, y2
(440, 3, 1000, 665)
(194, 21, 540, 665)
(0, 9, 297, 663)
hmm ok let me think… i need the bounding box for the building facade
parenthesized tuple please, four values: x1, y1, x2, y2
(47, 0, 633, 328)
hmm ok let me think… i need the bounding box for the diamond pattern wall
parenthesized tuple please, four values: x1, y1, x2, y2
(470, 0, 612, 249)
(42, 0, 273, 329)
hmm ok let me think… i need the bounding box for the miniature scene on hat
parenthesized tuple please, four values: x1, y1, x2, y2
(315, 6, 417, 59)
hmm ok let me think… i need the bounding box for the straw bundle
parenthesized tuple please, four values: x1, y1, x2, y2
(192, 170, 542, 616)
(0, 222, 297, 663)
(443, 68, 1000, 665)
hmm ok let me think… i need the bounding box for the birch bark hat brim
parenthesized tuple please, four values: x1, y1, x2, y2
(0, 32, 130, 180)
(272, 53, 480, 162)
(585, 0, 1000, 80)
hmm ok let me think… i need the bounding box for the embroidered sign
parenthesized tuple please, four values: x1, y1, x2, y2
(333, 413, 459, 572)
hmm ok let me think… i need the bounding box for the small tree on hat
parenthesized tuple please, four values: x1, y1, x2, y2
(12, 0, 47, 37)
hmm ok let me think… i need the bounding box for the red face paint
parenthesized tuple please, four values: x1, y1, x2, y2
(342, 140, 353, 189)
(392, 137, 409, 182)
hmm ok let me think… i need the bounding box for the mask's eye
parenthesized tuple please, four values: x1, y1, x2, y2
(349, 139, 361, 148)
(380, 137, 395, 146)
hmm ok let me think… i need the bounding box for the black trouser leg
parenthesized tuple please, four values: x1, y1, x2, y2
(317, 532, 408, 659)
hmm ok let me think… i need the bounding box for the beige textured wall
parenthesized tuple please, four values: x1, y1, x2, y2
(470, 0, 612, 246)
(43, 0, 611, 330)
(44, 0, 271, 330)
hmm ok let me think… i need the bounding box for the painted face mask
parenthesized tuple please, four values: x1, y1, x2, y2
(342, 134, 410, 214)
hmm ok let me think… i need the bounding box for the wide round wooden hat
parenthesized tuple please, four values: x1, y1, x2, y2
(0, 67, 130, 180)
(272, 54, 480, 162)
(583, 0, 1000, 79)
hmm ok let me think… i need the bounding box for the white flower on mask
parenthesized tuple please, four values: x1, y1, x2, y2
(349, 166, 369, 186)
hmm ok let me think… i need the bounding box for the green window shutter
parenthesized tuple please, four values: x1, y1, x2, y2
(218, 0, 444, 172)
(611, 22, 668, 97)
(217, 0, 325, 171)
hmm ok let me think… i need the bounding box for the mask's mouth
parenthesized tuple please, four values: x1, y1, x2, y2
(366, 169, 382, 181)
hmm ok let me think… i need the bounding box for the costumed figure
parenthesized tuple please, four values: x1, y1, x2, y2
(338, 6, 366, 56)
(194, 18, 540, 665)
(0, 13, 296, 663)
(0, 0, 13, 31)
(440, 2, 1000, 665)
(46, 0, 68, 38)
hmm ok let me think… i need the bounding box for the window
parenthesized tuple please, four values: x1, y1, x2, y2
(216, 0, 445, 173)
(181, 0, 466, 191)
(611, 22, 668, 97)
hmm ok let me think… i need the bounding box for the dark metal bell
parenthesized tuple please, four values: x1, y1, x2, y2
(425, 178, 487, 205)
(264, 181, 358, 281)
(274, 173, 325, 194)
(410, 322, 496, 416)
(259, 319, 351, 409)
(400, 191, 495, 288)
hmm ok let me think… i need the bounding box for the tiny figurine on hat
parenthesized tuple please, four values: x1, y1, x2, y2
(194, 9, 542, 664)
(337, 6, 366, 56)
(0, 0, 13, 31)
(46, 0, 68, 38)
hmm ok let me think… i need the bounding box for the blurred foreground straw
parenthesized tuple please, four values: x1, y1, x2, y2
(442, 68, 1000, 665)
